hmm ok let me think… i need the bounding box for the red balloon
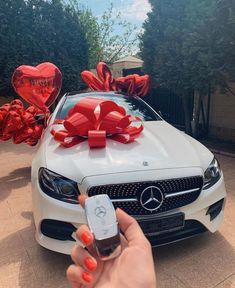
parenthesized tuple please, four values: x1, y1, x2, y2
(116, 74, 150, 97)
(96, 62, 116, 91)
(81, 62, 117, 92)
(81, 70, 104, 91)
(81, 62, 149, 97)
(12, 62, 62, 111)
(0, 99, 46, 146)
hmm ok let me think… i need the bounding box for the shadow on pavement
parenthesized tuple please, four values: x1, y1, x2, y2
(0, 141, 37, 155)
(0, 167, 31, 201)
(153, 231, 235, 288)
(0, 211, 72, 288)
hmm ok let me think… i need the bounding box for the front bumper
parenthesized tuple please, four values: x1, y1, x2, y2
(32, 170, 226, 255)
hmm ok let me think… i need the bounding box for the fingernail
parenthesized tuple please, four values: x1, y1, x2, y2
(82, 271, 92, 283)
(84, 257, 97, 271)
(81, 231, 92, 245)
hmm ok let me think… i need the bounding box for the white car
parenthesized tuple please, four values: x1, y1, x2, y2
(31, 91, 226, 254)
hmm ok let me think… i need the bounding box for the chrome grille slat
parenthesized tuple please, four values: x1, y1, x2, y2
(165, 188, 200, 198)
(111, 198, 137, 202)
(88, 176, 203, 216)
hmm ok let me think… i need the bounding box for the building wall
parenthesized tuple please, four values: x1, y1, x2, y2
(209, 85, 235, 142)
(111, 61, 143, 78)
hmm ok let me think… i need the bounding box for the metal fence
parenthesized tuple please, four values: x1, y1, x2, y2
(123, 68, 194, 131)
(145, 88, 194, 131)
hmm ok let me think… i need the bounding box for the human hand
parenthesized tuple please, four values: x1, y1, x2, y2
(67, 195, 156, 288)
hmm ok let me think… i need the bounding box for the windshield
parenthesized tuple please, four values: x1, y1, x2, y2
(56, 92, 162, 121)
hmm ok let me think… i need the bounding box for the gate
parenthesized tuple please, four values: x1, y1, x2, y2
(122, 68, 194, 131)
(145, 88, 194, 131)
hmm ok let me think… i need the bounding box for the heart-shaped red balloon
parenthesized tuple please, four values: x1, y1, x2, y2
(12, 62, 62, 111)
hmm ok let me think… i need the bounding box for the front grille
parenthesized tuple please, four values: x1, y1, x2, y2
(88, 176, 203, 216)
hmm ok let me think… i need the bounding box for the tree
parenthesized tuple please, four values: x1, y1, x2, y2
(140, 0, 235, 136)
(0, 0, 27, 95)
(77, 8, 101, 69)
(211, 0, 235, 93)
(97, 3, 138, 64)
(0, 0, 89, 96)
(69, 1, 138, 67)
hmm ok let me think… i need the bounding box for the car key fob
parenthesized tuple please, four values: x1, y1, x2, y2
(84, 194, 121, 261)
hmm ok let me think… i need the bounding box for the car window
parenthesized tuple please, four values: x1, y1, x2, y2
(56, 93, 162, 121)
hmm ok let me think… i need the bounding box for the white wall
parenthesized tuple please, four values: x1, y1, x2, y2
(209, 84, 235, 142)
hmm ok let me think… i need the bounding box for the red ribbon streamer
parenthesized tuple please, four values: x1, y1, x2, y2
(0, 100, 45, 146)
(81, 62, 150, 97)
(51, 97, 143, 149)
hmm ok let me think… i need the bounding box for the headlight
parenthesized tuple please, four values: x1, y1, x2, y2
(39, 168, 80, 203)
(203, 158, 221, 189)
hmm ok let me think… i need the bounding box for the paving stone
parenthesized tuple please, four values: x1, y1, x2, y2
(214, 274, 235, 288)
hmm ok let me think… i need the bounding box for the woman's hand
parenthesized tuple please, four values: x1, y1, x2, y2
(67, 195, 156, 288)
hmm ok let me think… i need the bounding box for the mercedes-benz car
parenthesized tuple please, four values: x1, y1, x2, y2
(31, 91, 226, 254)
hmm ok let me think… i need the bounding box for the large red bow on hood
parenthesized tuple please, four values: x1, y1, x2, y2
(81, 62, 150, 97)
(51, 97, 143, 148)
(0, 100, 44, 146)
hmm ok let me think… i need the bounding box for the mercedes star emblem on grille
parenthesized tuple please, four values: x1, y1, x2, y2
(140, 186, 164, 212)
(95, 206, 107, 218)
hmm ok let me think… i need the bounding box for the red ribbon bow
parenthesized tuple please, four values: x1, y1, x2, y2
(51, 97, 143, 148)
(81, 62, 150, 97)
(0, 99, 44, 146)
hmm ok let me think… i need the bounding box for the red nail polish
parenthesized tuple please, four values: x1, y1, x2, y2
(84, 257, 96, 271)
(78, 195, 83, 203)
(82, 271, 92, 283)
(81, 231, 92, 245)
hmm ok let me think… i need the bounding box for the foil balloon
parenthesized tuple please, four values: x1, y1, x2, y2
(116, 74, 150, 97)
(81, 62, 150, 97)
(81, 62, 116, 92)
(0, 100, 45, 146)
(96, 62, 116, 91)
(12, 62, 62, 112)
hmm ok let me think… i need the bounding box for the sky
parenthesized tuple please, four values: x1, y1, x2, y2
(79, 0, 151, 30)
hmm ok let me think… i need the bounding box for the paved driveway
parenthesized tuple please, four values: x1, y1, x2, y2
(0, 141, 235, 288)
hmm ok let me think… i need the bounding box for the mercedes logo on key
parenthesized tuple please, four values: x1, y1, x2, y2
(140, 186, 164, 212)
(95, 206, 107, 218)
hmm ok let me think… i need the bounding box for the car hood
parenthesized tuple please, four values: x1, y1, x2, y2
(44, 121, 207, 183)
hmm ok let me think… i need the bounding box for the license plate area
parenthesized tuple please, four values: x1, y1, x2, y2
(138, 213, 185, 236)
